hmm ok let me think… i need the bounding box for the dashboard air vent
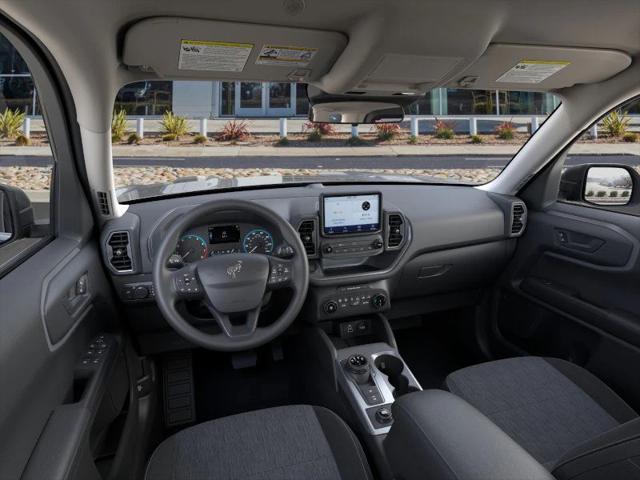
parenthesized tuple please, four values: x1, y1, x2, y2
(387, 213, 405, 249)
(107, 231, 133, 271)
(298, 219, 317, 257)
(510, 202, 527, 236)
(96, 191, 111, 216)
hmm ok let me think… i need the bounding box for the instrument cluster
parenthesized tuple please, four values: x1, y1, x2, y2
(172, 224, 276, 265)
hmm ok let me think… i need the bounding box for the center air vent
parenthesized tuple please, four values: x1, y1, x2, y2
(107, 231, 133, 272)
(298, 219, 317, 257)
(387, 213, 405, 249)
(510, 202, 527, 236)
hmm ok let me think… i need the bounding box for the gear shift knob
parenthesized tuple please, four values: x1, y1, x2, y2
(346, 354, 371, 384)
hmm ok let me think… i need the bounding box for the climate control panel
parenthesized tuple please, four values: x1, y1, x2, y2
(320, 234, 384, 258)
(319, 284, 389, 320)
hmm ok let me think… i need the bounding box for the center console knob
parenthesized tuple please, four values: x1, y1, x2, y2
(371, 294, 387, 310)
(375, 406, 393, 424)
(324, 301, 338, 314)
(323, 245, 333, 254)
(372, 239, 384, 249)
(346, 354, 371, 384)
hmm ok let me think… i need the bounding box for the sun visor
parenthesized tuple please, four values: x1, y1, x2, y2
(449, 44, 631, 91)
(122, 18, 347, 83)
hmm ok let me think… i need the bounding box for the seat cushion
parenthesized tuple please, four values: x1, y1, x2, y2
(145, 405, 372, 480)
(445, 357, 637, 469)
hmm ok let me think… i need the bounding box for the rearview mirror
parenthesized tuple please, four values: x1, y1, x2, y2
(584, 166, 632, 206)
(307, 86, 420, 124)
(310, 101, 405, 124)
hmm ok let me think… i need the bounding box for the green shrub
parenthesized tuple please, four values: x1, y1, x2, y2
(193, 134, 208, 144)
(0, 108, 25, 139)
(495, 121, 516, 140)
(346, 135, 367, 146)
(586, 190, 594, 197)
(408, 135, 417, 144)
(275, 137, 290, 146)
(127, 133, 141, 145)
(622, 190, 630, 197)
(162, 133, 177, 142)
(602, 110, 630, 137)
(610, 190, 618, 197)
(307, 130, 322, 142)
(216, 120, 250, 142)
(161, 111, 189, 139)
(14, 134, 30, 146)
(374, 123, 401, 141)
(470, 134, 483, 144)
(596, 191, 606, 197)
(623, 132, 638, 143)
(111, 109, 128, 142)
(434, 119, 455, 139)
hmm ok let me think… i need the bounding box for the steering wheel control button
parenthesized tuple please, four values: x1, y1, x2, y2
(167, 254, 184, 268)
(268, 261, 291, 286)
(275, 245, 295, 258)
(175, 273, 201, 296)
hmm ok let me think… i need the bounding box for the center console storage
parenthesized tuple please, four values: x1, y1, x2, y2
(384, 390, 553, 480)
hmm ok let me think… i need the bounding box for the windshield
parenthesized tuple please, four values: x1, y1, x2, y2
(109, 81, 560, 202)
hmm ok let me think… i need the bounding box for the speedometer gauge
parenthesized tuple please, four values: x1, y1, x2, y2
(243, 229, 274, 255)
(175, 234, 208, 262)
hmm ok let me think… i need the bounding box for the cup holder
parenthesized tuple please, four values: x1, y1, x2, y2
(374, 354, 419, 398)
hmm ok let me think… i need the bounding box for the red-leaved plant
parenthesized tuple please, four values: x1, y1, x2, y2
(216, 120, 250, 142)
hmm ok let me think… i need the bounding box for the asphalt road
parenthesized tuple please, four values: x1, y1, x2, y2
(1, 153, 640, 170)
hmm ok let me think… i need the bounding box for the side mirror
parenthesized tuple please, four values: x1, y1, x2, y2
(584, 166, 632, 206)
(559, 164, 636, 207)
(0, 184, 35, 245)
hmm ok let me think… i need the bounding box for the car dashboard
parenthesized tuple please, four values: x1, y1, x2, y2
(100, 183, 527, 354)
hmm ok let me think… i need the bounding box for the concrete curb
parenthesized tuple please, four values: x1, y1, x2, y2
(2, 143, 640, 158)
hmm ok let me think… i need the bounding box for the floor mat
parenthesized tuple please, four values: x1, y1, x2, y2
(394, 311, 484, 389)
(192, 341, 306, 422)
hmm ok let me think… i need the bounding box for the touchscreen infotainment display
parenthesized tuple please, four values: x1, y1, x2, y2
(322, 194, 381, 235)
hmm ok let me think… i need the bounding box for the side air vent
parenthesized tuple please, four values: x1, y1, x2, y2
(298, 219, 317, 257)
(510, 202, 527, 236)
(96, 191, 111, 216)
(107, 231, 133, 272)
(386, 213, 406, 249)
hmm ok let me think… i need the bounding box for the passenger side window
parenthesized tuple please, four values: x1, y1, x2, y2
(558, 96, 639, 213)
(0, 33, 54, 266)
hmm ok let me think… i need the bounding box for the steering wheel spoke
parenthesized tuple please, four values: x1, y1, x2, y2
(205, 302, 261, 338)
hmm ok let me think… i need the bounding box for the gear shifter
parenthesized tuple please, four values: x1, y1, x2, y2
(345, 354, 371, 384)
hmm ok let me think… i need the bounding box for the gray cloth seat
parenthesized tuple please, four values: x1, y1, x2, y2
(146, 405, 373, 480)
(445, 356, 638, 469)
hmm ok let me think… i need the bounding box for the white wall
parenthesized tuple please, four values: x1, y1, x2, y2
(172, 81, 215, 118)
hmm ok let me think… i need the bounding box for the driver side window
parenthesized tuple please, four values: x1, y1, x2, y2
(0, 33, 54, 268)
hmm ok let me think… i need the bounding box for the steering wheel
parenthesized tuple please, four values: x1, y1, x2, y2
(152, 199, 309, 351)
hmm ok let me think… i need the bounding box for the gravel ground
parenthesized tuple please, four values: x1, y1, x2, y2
(0, 165, 500, 191)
